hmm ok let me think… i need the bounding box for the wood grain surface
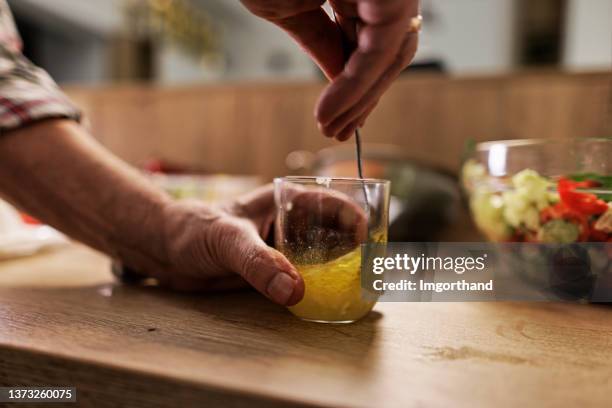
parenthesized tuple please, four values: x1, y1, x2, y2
(1, 244, 612, 407)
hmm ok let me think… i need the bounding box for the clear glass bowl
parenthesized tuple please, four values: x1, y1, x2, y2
(274, 177, 390, 323)
(462, 138, 612, 243)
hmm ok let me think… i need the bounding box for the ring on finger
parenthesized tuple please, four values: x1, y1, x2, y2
(407, 15, 423, 34)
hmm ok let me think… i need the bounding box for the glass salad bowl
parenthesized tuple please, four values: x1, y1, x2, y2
(462, 138, 612, 243)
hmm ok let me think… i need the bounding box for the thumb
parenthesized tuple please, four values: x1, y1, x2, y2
(220, 218, 305, 306)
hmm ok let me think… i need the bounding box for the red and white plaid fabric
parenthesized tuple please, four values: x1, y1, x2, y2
(0, 0, 80, 134)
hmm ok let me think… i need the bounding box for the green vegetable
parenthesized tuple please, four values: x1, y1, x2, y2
(537, 219, 580, 243)
(569, 173, 612, 201)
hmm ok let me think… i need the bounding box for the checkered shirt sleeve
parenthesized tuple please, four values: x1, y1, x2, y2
(0, 0, 81, 134)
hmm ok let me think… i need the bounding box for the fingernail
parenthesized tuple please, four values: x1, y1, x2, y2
(267, 273, 296, 305)
(318, 122, 332, 138)
(337, 130, 352, 141)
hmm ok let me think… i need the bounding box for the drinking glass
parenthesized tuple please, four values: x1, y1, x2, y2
(274, 177, 390, 323)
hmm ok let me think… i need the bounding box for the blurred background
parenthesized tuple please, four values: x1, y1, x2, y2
(3, 0, 611, 242)
(9, 0, 612, 84)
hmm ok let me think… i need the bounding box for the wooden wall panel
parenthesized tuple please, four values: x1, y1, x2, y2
(242, 84, 323, 178)
(363, 77, 443, 156)
(64, 71, 611, 180)
(500, 73, 611, 140)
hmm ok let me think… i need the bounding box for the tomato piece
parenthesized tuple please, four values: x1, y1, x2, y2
(540, 202, 582, 223)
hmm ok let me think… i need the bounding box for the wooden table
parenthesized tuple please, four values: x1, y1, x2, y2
(1, 244, 612, 407)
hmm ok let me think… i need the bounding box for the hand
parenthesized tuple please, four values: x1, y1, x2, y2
(0, 120, 364, 306)
(136, 184, 366, 306)
(241, 0, 420, 141)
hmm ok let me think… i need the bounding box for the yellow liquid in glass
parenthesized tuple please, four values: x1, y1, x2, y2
(288, 246, 378, 323)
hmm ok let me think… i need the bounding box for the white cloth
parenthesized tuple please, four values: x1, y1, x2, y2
(0, 200, 67, 260)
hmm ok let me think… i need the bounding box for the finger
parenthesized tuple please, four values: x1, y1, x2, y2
(325, 34, 418, 138)
(231, 184, 276, 238)
(316, 1, 419, 134)
(326, 94, 380, 138)
(358, 99, 379, 127)
(329, 0, 359, 45)
(316, 23, 406, 128)
(239, 0, 325, 19)
(329, 0, 359, 19)
(233, 184, 275, 216)
(336, 119, 362, 142)
(221, 218, 305, 306)
(274, 9, 346, 80)
(287, 188, 368, 244)
(324, 96, 375, 138)
(358, 0, 417, 25)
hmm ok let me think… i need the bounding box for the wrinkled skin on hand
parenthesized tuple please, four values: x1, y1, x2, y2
(125, 185, 367, 306)
(240, 0, 420, 141)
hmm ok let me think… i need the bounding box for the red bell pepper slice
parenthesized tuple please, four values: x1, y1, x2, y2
(589, 229, 610, 242)
(558, 178, 608, 216)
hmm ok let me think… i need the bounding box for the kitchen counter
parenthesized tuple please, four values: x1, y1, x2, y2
(1, 244, 612, 407)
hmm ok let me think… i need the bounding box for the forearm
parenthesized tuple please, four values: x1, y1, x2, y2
(0, 119, 172, 273)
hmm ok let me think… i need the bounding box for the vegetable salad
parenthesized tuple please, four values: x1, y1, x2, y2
(463, 160, 612, 243)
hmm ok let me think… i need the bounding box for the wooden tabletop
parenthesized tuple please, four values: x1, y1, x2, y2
(1, 244, 612, 408)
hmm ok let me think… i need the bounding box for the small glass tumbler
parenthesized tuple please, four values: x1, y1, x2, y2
(274, 177, 390, 323)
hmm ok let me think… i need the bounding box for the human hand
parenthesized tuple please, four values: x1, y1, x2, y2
(240, 0, 420, 141)
(127, 184, 366, 306)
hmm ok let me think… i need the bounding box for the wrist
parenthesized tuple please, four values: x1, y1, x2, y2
(111, 195, 174, 277)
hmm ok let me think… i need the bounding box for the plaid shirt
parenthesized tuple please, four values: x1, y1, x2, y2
(0, 0, 80, 134)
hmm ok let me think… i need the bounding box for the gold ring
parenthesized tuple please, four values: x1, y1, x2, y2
(408, 15, 423, 34)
